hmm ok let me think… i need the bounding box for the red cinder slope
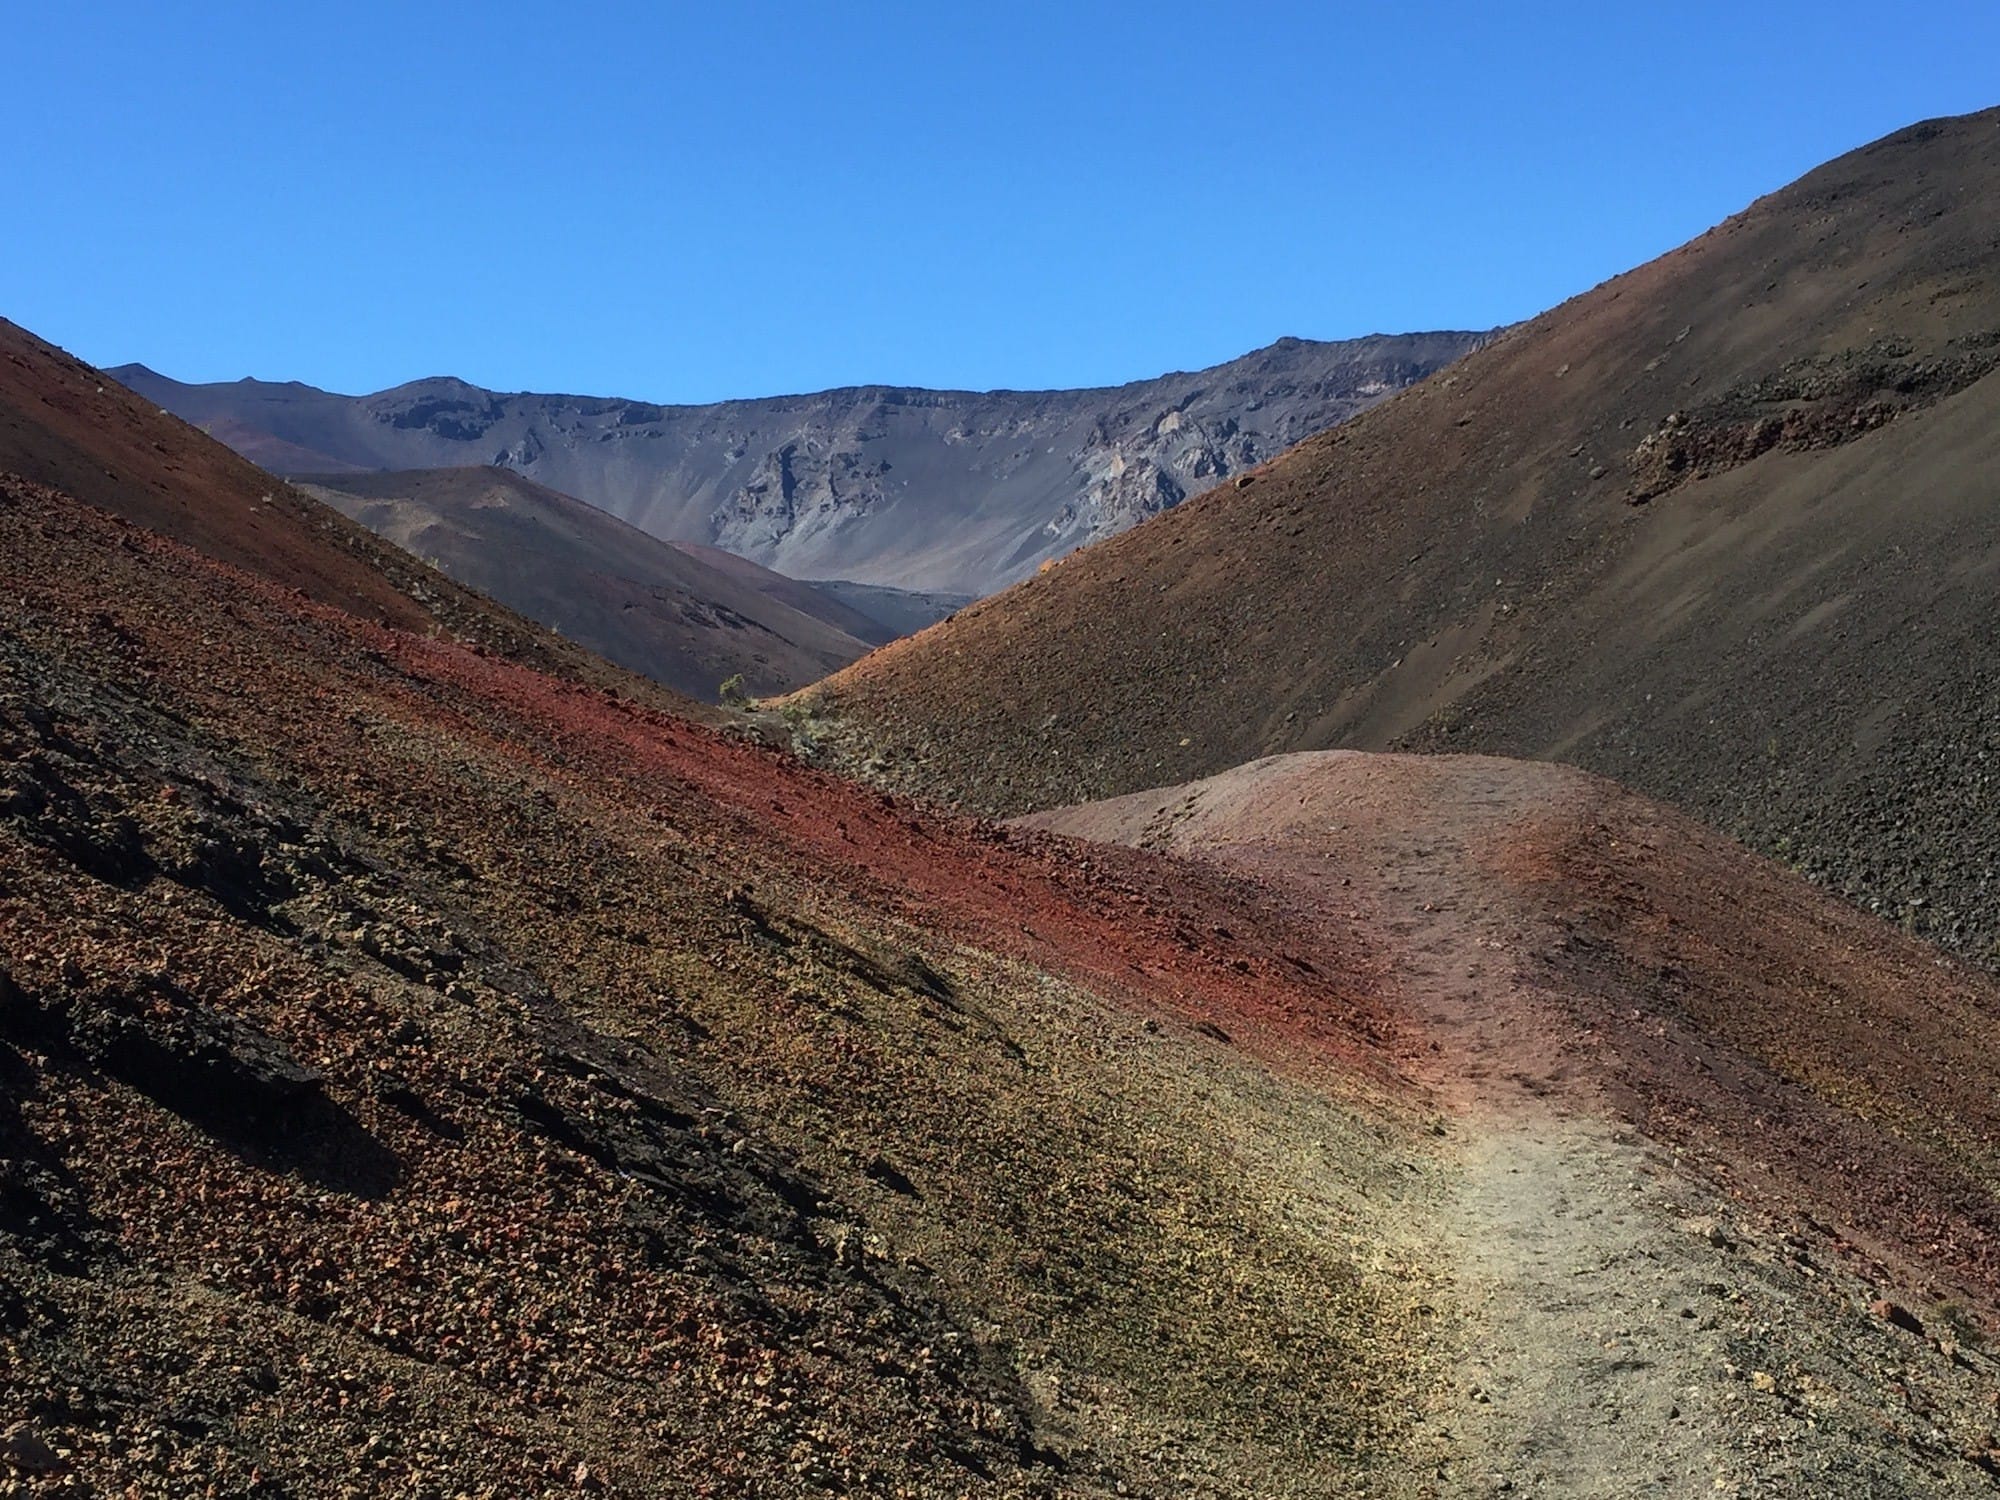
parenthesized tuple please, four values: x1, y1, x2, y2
(1027, 751, 2000, 1312)
(0, 320, 699, 710)
(0, 470, 1449, 1498)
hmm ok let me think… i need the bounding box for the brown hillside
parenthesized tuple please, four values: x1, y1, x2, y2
(12, 326, 2000, 1490)
(0, 321, 699, 715)
(0, 320, 435, 635)
(298, 466, 880, 700)
(666, 539, 902, 645)
(809, 106, 2000, 965)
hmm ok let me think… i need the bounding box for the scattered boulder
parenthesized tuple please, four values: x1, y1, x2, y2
(1870, 1298, 1925, 1335)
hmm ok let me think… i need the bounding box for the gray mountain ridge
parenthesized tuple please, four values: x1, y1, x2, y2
(112, 331, 1487, 595)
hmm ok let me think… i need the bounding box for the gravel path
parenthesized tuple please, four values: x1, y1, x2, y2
(1024, 751, 2000, 1497)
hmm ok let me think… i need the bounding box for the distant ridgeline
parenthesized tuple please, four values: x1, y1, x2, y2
(113, 330, 1485, 597)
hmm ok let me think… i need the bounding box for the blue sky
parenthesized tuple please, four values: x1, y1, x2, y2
(6, 3, 1996, 401)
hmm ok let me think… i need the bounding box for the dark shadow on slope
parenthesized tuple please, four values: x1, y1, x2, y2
(515, 1007, 1069, 1479)
(0, 700, 301, 934)
(0, 1028, 108, 1273)
(0, 969, 401, 1199)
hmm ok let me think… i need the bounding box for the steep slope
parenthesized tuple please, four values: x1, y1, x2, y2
(0, 323, 436, 636)
(111, 331, 1485, 594)
(14, 309, 2000, 1493)
(0, 473, 1441, 1498)
(809, 106, 2000, 966)
(297, 466, 882, 700)
(0, 319, 697, 715)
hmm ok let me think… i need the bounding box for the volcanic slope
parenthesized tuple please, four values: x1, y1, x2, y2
(111, 331, 1484, 595)
(13, 455, 2000, 1497)
(297, 466, 887, 699)
(0, 319, 694, 715)
(808, 105, 2000, 969)
(1026, 750, 2000, 1496)
(1, 463, 1452, 1498)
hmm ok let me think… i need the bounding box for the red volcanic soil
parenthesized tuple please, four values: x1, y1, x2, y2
(0, 321, 701, 714)
(4, 468, 1397, 1078)
(1025, 751, 2000, 1313)
(809, 106, 2000, 976)
(0, 471, 1441, 1495)
(386, 636, 1404, 1079)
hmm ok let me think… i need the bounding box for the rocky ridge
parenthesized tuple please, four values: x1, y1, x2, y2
(112, 332, 1485, 595)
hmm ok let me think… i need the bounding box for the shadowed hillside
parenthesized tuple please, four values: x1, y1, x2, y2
(298, 466, 892, 700)
(808, 106, 2000, 967)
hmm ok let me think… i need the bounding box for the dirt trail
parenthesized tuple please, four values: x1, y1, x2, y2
(1023, 753, 2000, 1497)
(1198, 757, 1737, 1494)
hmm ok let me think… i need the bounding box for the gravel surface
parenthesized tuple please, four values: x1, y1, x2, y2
(0, 475, 1457, 1496)
(1028, 750, 2000, 1496)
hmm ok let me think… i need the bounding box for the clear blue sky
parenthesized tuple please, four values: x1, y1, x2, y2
(6, 2, 1995, 402)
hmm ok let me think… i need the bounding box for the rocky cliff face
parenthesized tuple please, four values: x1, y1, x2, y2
(112, 332, 1485, 596)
